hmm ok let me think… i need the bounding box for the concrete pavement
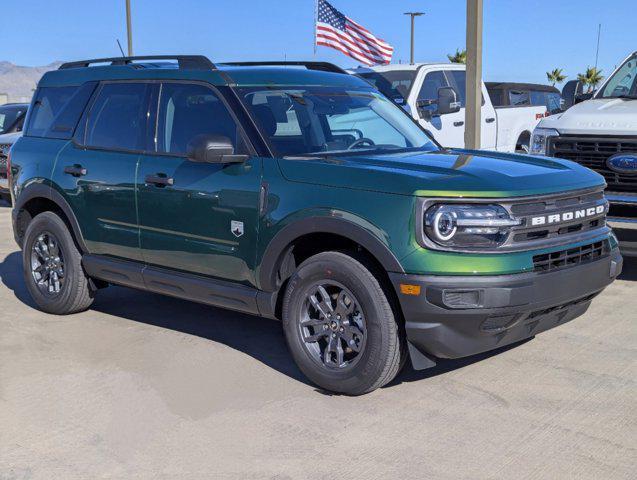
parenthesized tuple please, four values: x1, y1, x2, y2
(0, 201, 635, 479)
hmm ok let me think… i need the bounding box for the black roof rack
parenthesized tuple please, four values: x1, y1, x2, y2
(221, 61, 347, 74)
(59, 55, 215, 71)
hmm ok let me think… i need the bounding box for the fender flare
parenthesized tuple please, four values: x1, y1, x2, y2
(258, 216, 405, 292)
(13, 183, 89, 253)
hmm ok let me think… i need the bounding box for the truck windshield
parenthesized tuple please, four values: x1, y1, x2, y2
(237, 86, 438, 157)
(356, 71, 416, 105)
(598, 53, 637, 99)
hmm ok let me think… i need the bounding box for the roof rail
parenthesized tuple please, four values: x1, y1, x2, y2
(59, 55, 215, 71)
(221, 61, 347, 75)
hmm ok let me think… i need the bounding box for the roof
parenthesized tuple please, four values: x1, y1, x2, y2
(39, 56, 370, 90)
(485, 82, 560, 93)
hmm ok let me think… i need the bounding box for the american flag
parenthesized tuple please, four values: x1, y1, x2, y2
(315, 0, 393, 66)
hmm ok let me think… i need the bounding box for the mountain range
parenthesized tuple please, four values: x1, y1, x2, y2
(0, 61, 62, 103)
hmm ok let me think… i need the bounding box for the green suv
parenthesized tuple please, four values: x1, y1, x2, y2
(10, 56, 623, 395)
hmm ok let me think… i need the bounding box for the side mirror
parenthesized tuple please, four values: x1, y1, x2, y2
(561, 80, 584, 109)
(437, 87, 461, 115)
(186, 134, 248, 164)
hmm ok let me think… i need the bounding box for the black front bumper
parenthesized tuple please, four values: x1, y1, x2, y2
(390, 249, 623, 367)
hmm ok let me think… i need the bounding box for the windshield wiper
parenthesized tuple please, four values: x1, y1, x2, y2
(609, 94, 637, 100)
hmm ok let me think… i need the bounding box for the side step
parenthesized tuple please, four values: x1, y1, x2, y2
(82, 254, 277, 317)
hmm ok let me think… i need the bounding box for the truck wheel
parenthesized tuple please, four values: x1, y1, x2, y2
(282, 251, 405, 395)
(22, 211, 94, 315)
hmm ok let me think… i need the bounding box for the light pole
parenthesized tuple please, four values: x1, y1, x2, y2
(126, 0, 133, 56)
(404, 12, 424, 65)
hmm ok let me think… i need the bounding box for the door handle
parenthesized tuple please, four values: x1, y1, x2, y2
(145, 173, 174, 187)
(453, 121, 464, 127)
(485, 117, 495, 123)
(63, 164, 87, 177)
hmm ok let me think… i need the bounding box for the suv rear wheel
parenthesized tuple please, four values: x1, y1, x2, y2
(282, 251, 405, 395)
(22, 211, 94, 314)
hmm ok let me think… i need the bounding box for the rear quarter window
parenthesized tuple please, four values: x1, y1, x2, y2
(26, 83, 96, 139)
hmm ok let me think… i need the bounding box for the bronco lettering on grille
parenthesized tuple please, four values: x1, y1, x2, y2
(531, 205, 605, 226)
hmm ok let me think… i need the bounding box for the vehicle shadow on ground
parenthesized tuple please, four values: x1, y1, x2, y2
(3, 250, 634, 392)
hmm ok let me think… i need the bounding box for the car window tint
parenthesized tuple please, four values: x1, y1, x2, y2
(445, 70, 467, 107)
(27, 86, 77, 137)
(417, 71, 448, 103)
(156, 83, 244, 155)
(509, 90, 530, 106)
(86, 83, 149, 151)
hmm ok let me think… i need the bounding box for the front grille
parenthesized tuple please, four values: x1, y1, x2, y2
(532, 240, 609, 273)
(549, 136, 637, 192)
(507, 187, 607, 246)
(0, 143, 9, 173)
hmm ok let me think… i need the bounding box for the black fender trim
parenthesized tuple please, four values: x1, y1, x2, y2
(12, 183, 89, 253)
(258, 216, 405, 292)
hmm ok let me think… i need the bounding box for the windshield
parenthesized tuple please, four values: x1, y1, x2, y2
(598, 53, 637, 99)
(237, 86, 437, 157)
(356, 71, 416, 105)
(0, 105, 26, 134)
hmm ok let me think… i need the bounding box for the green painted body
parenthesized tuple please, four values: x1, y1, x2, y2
(11, 63, 615, 292)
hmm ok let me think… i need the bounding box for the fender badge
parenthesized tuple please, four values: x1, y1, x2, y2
(231, 220, 244, 237)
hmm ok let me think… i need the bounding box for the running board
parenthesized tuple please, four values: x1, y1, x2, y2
(82, 254, 277, 318)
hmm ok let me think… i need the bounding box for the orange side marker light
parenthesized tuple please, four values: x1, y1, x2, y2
(400, 284, 421, 296)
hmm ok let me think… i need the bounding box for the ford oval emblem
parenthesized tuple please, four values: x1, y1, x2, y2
(606, 153, 637, 175)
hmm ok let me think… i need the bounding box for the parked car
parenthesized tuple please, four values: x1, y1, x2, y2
(0, 103, 29, 135)
(531, 51, 637, 257)
(11, 56, 622, 395)
(352, 63, 547, 153)
(485, 82, 563, 115)
(0, 131, 22, 203)
(0, 103, 28, 203)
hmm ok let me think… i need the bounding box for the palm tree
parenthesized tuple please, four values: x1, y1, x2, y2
(546, 68, 567, 86)
(447, 48, 466, 64)
(577, 67, 603, 92)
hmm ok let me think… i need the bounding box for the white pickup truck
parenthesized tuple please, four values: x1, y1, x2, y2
(352, 63, 546, 153)
(531, 51, 637, 257)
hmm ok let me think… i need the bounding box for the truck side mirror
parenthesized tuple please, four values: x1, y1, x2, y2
(561, 80, 584, 109)
(437, 87, 461, 115)
(186, 134, 248, 164)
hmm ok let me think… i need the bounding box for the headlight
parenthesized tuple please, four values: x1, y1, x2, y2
(529, 128, 559, 155)
(424, 204, 520, 249)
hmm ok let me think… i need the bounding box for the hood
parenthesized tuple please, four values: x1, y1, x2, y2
(539, 98, 637, 135)
(0, 131, 22, 145)
(277, 149, 605, 198)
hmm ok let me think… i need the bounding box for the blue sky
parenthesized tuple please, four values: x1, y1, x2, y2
(2, 0, 635, 85)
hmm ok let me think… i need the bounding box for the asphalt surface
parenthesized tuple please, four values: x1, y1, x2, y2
(0, 201, 635, 480)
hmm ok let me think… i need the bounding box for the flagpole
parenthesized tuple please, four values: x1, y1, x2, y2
(313, 0, 318, 56)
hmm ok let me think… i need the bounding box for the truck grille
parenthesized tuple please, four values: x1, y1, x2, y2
(548, 136, 637, 192)
(532, 240, 609, 273)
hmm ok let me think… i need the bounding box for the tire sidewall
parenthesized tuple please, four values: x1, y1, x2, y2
(22, 212, 83, 314)
(283, 253, 396, 394)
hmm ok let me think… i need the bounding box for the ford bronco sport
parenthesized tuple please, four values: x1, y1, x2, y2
(10, 56, 623, 395)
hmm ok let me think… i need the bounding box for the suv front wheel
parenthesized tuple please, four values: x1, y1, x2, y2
(22, 211, 94, 315)
(282, 251, 406, 395)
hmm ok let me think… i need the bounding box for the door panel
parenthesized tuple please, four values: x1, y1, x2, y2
(52, 144, 141, 260)
(137, 82, 262, 285)
(137, 156, 262, 283)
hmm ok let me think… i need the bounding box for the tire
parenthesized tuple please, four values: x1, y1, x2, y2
(282, 251, 406, 395)
(22, 211, 94, 315)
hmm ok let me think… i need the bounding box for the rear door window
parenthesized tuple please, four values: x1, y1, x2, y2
(85, 82, 150, 151)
